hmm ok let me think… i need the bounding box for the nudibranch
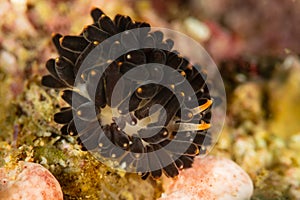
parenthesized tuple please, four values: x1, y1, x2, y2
(42, 7, 213, 179)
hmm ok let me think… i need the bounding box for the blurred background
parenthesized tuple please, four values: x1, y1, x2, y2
(1, 0, 300, 199)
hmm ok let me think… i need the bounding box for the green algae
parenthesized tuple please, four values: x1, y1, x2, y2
(0, 69, 15, 142)
(0, 76, 161, 199)
(2, 56, 300, 199)
(212, 57, 300, 199)
(0, 1, 300, 198)
(0, 8, 161, 197)
(52, 151, 160, 200)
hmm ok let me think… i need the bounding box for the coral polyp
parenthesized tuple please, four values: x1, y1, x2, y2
(42, 7, 212, 179)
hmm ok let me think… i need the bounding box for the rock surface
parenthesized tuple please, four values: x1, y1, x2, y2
(0, 161, 63, 200)
(159, 156, 253, 200)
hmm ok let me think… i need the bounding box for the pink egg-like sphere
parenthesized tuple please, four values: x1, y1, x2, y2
(0, 161, 63, 200)
(159, 156, 253, 200)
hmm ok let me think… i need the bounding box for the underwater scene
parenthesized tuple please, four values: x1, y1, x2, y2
(0, 0, 300, 199)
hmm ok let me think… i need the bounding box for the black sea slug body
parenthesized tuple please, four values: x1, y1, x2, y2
(42, 7, 213, 179)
